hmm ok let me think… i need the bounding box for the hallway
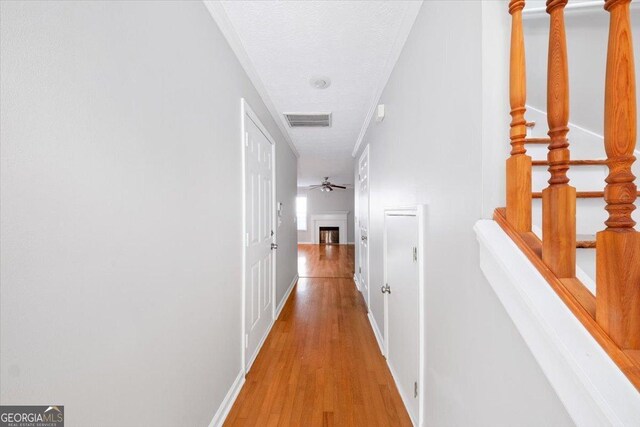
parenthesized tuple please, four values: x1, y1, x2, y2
(224, 244, 412, 426)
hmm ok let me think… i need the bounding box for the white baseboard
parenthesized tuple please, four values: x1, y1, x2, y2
(208, 369, 245, 427)
(276, 274, 298, 319)
(353, 274, 360, 291)
(387, 359, 417, 426)
(367, 312, 385, 356)
(297, 241, 313, 244)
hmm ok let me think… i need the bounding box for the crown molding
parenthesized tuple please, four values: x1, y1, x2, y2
(351, 1, 423, 158)
(203, 1, 300, 159)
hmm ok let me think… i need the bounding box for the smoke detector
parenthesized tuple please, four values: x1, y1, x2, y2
(310, 77, 331, 89)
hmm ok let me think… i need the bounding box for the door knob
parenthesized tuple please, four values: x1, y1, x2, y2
(271, 243, 278, 250)
(381, 284, 391, 294)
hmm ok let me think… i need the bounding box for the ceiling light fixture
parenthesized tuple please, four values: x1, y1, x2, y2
(310, 77, 331, 89)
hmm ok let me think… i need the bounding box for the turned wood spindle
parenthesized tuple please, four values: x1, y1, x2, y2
(506, 0, 533, 232)
(596, 0, 640, 350)
(542, 0, 576, 279)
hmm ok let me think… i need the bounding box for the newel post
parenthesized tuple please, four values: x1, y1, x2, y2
(597, 0, 640, 349)
(506, 0, 533, 232)
(542, 0, 576, 278)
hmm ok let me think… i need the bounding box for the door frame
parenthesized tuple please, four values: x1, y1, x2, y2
(382, 205, 426, 427)
(358, 144, 371, 308)
(240, 98, 277, 375)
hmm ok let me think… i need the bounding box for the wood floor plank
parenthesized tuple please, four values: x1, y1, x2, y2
(298, 244, 355, 278)
(224, 245, 411, 426)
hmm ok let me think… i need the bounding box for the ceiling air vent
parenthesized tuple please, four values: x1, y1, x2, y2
(284, 113, 332, 128)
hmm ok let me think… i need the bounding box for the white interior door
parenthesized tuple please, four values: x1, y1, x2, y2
(385, 213, 420, 423)
(244, 110, 275, 371)
(358, 146, 370, 306)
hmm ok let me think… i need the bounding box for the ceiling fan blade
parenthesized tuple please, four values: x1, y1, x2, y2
(308, 185, 323, 189)
(330, 185, 347, 189)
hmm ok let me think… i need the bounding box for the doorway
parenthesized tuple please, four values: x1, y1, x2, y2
(383, 206, 426, 426)
(241, 99, 277, 373)
(357, 145, 370, 307)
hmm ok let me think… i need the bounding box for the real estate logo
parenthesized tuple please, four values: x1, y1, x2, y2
(0, 406, 64, 427)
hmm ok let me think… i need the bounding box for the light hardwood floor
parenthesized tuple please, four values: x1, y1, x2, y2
(297, 243, 355, 278)
(224, 244, 412, 426)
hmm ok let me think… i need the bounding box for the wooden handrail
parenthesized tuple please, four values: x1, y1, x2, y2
(506, 0, 532, 232)
(597, 0, 640, 349)
(542, 0, 576, 278)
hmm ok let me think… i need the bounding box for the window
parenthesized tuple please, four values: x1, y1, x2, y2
(296, 196, 307, 231)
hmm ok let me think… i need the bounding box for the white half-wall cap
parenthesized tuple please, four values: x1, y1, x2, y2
(376, 104, 385, 122)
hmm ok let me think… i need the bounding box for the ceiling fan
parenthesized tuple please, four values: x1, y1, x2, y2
(309, 177, 349, 192)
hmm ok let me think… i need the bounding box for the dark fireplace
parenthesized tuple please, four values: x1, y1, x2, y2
(319, 227, 339, 244)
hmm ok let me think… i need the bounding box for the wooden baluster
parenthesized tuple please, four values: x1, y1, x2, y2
(597, 0, 640, 349)
(543, 0, 576, 278)
(507, 0, 533, 232)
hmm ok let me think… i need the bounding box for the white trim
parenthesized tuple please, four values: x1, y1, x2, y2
(297, 241, 313, 244)
(523, 0, 640, 17)
(203, 1, 299, 159)
(276, 274, 298, 319)
(352, 1, 423, 157)
(208, 369, 245, 427)
(382, 205, 427, 427)
(240, 98, 278, 375)
(475, 220, 640, 427)
(388, 361, 417, 427)
(368, 311, 385, 355)
(358, 145, 371, 308)
(311, 211, 348, 244)
(353, 273, 361, 291)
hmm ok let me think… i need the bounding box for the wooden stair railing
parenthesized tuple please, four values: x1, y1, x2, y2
(597, 0, 640, 350)
(498, 0, 640, 390)
(543, 0, 576, 278)
(507, 0, 532, 233)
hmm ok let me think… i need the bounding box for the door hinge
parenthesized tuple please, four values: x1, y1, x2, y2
(414, 381, 418, 398)
(413, 246, 418, 262)
(359, 266, 361, 274)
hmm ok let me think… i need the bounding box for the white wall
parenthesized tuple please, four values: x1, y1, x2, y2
(0, 1, 297, 426)
(355, 1, 575, 425)
(523, 1, 640, 137)
(297, 187, 355, 244)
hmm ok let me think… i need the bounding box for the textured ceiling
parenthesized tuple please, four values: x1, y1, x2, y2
(220, 1, 421, 187)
